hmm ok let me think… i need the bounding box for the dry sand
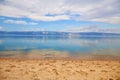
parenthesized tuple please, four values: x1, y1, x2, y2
(0, 58, 120, 80)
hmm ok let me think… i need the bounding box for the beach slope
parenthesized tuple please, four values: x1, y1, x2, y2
(0, 58, 120, 80)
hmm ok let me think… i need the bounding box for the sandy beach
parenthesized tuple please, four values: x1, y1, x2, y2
(0, 58, 120, 80)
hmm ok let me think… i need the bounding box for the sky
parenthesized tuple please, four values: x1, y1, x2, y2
(0, 0, 120, 33)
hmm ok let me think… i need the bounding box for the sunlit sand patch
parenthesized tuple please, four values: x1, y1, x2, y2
(0, 59, 120, 80)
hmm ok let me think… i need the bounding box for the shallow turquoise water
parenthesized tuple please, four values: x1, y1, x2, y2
(0, 36, 120, 59)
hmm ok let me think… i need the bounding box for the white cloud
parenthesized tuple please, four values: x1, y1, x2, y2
(61, 26, 99, 32)
(90, 16, 120, 24)
(61, 25, 120, 33)
(0, 0, 120, 23)
(28, 14, 69, 21)
(4, 20, 38, 25)
(29, 22, 38, 25)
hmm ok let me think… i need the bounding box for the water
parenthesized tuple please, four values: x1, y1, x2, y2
(0, 36, 120, 59)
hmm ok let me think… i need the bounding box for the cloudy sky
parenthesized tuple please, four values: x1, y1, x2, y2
(0, 0, 120, 33)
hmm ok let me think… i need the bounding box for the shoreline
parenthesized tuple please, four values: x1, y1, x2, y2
(0, 50, 120, 61)
(0, 57, 120, 61)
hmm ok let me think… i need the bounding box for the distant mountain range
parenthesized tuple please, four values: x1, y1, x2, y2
(0, 31, 120, 37)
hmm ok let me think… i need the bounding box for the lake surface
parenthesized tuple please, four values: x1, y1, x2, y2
(0, 36, 120, 60)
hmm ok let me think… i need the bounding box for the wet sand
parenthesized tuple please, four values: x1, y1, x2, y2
(0, 58, 120, 80)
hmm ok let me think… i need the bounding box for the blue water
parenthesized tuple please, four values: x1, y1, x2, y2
(0, 36, 120, 59)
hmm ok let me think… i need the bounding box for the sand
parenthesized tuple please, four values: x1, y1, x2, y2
(0, 58, 120, 80)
